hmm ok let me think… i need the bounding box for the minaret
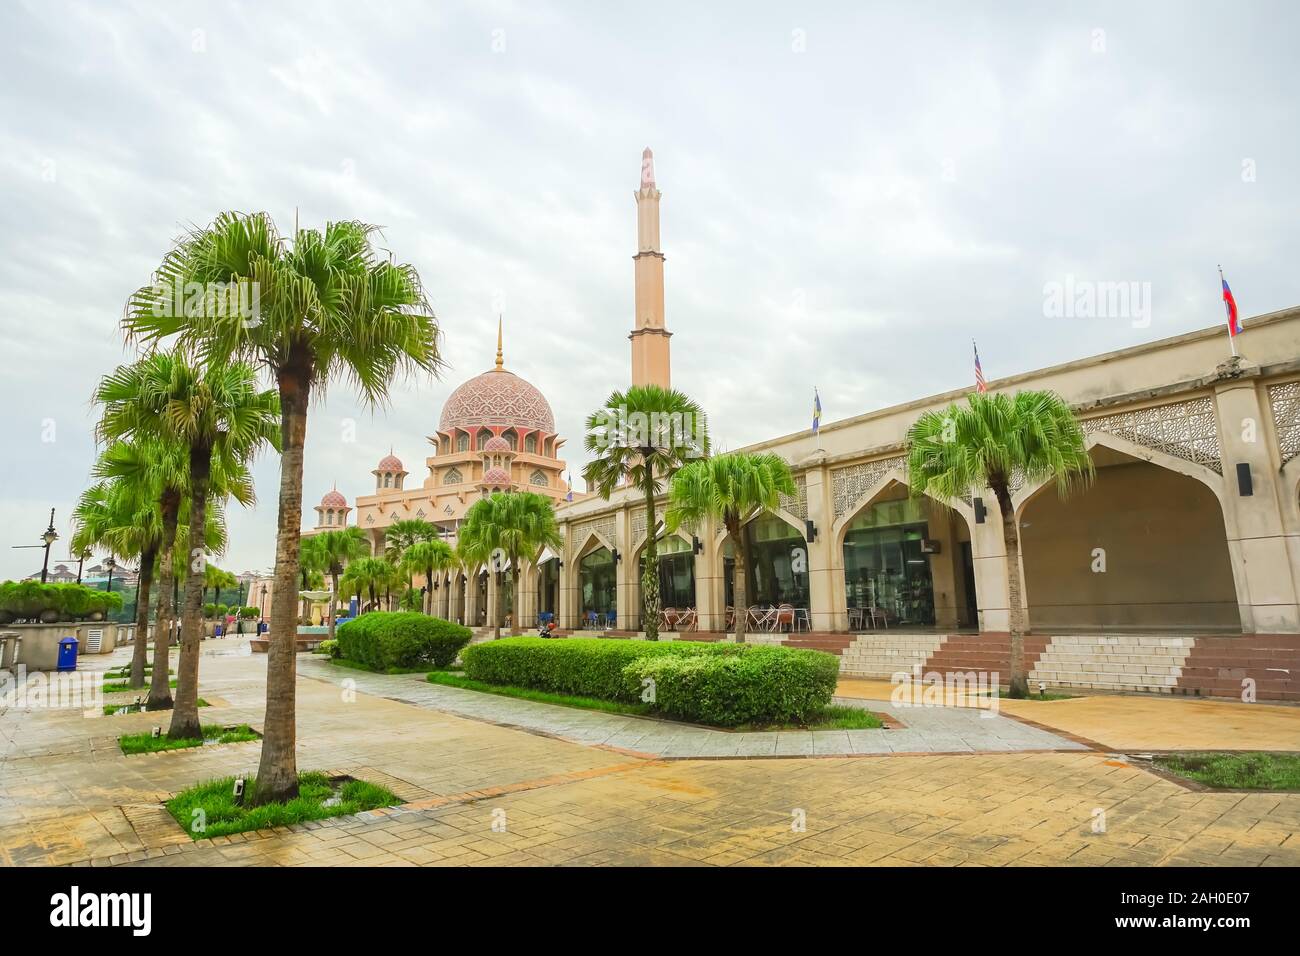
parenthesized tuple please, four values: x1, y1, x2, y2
(630, 147, 671, 388)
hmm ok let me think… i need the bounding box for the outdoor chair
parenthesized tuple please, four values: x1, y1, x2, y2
(774, 603, 795, 632)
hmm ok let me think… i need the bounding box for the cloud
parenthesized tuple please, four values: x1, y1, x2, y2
(0, 0, 1296, 577)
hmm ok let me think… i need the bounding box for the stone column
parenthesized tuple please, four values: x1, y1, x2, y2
(616, 510, 636, 631)
(800, 456, 838, 632)
(926, 508, 961, 630)
(692, 522, 720, 632)
(1214, 370, 1300, 632)
(464, 570, 481, 628)
(968, 496, 1012, 634)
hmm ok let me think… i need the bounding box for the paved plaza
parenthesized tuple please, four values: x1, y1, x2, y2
(2, 638, 1298, 867)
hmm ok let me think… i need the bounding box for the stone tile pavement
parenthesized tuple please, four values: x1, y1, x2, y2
(297, 657, 1085, 757)
(2, 639, 1298, 867)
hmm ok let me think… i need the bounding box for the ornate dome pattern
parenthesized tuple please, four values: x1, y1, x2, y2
(482, 467, 512, 486)
(320, 489, 347, 508)
(376, 454, 404, 472)
(439, 369, 555, 435)
(482, 436, 512, 453)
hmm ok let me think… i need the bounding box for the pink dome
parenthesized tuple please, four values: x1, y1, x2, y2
(482, 467, 512, 486)
(377, 453, 404, 472)
(482, 436, 511, 453)
(320, 489, 347, 508)
(439, 368, 555, 435)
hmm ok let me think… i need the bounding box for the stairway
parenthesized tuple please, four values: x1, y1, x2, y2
(923, 634, 1050, 684)
(1175, 634, 1300, 701)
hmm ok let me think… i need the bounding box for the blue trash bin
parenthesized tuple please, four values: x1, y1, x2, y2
(57, 637, 78, 672)
(258, 620, 269, 634)
(214, 623, 223, 638)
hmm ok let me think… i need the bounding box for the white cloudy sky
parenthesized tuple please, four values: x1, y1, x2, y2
(1, 0, 1296, 579)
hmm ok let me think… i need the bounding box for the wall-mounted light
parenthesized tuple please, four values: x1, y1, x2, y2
(557, 559, 564, 570)
(804, 519, 817, 543)
(1236, 462, 1253, 497)
(692, 535, 703, 555)
(973, 497, 987, 524)
(611, 548, 621, 564)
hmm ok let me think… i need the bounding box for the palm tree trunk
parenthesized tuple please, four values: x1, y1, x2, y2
(129, 542, 156, 689)
(511, 562, 521, 635)
(169, 445, 210, 740)
(252, 359, 312, 806)
(425, 565, 434, 615)
(729, 518, 748, 644)
(146, 491, 181, 710)
(491, 570, 501, 639)
(328, 570, 339, 644)
(642, 472, 661, 640)
(995, 486, 1029, 698)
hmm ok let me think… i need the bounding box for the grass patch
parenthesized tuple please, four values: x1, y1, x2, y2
(166, 771, 398, 840)
(104, 697, 208, 716)
(1153, 752, 1300, 791)
(426, 671, 886, 729)
(104, 678, 177, 694)
(428, 669, 654, 716)
(119, 723, 257, 755)
(105, 665, 173, 679)
(330, 657, 442, 676)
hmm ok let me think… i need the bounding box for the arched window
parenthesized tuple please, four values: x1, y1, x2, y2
(530, 470, 548, 487)
(456, 433, 469, 452)
(504, 429, 518, 451)
(383, 473, 392, 488)
(525, 434, 537, 454)
(325, 509, 334, 525)
(444, 467, 462, 485)
(441, 437, 450, 454)
(476, 428, 492, 450)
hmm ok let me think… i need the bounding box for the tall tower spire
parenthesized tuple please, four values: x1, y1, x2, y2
(630, 147, 671, 388)
(495, 315, 504, 370)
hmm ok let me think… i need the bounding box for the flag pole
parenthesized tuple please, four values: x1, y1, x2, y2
(1218, 264, 1238, 358)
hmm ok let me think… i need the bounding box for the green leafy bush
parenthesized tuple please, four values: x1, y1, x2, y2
(315, 639, 339, 657)
(625, 646, 840, 726)
(238, 606, 258, 620)
(0, 581, 123, 622)
(336, 612, 472, 670)
(462, 637, 737, 702)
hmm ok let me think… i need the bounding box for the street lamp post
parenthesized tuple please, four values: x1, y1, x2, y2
(40, 509, 58, 583)
(259, 584, 268, 623)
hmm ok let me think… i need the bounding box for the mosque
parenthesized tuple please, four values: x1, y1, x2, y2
(305, 148, 1300, 700)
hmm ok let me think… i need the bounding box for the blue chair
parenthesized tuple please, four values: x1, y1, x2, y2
(605, 611, 617, 629)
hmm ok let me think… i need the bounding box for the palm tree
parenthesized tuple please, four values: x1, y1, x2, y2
(458, 492, 562, 638)
(205, 565, 239, 611)
(906, 390, 1092, 697)
(123, 212, 441, 803)
(90, 437, 186, 709)
(400, 539, 455, 614)
(384, 517, 436, 596)
(297, 535, 327, 621)
(345, 557, 400, 612)
(583, 385, 708, 639)
(95, 350, 279, 739)
(665, 452, 796, 643)
(313, 527, 369, 641)
(72, 474, 160, 689)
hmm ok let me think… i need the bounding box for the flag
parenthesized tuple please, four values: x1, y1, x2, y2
(811, 388, 822, 435)
(1220, 269, 1240, 336)
(565, 472, 574, 502)
(973, 341, 988, 393)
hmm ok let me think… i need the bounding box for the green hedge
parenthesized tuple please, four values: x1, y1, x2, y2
(624, 647, 840, 725)
(0, 581, 123, 622)
(460, 637, 838, 725)
(336, 612, 471, 670)
(460, 637, 735, 701)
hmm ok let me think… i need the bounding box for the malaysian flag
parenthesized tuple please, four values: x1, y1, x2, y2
(811, 388, 822, 436)
(1219, 267, 1240, 337)
(566, 472, 574, 502)
(973, 341, 988, 393)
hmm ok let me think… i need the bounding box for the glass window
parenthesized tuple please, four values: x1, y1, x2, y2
(456, 433, 469, 452)
(654, 536, 696, 608)
(525, 434, 537, 454)
(444, 467, 462, 484)
(530, 469, 548, 486)
(723, 515, 809, 609)
(579, 548, 617, 617)
(842, 499, 935, 626)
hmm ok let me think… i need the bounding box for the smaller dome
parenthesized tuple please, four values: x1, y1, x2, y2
(377, 453, 404, 472)
(320, 489, 347, 508)
(482, 436, 511, 453)
(482, 467, 511, 486)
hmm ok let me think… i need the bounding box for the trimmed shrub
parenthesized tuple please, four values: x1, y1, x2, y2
(624, 646, 840, 726)
(315, 639, 339, 657)
(336, 612, 472, 670)
(463, 637, 745, 703)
